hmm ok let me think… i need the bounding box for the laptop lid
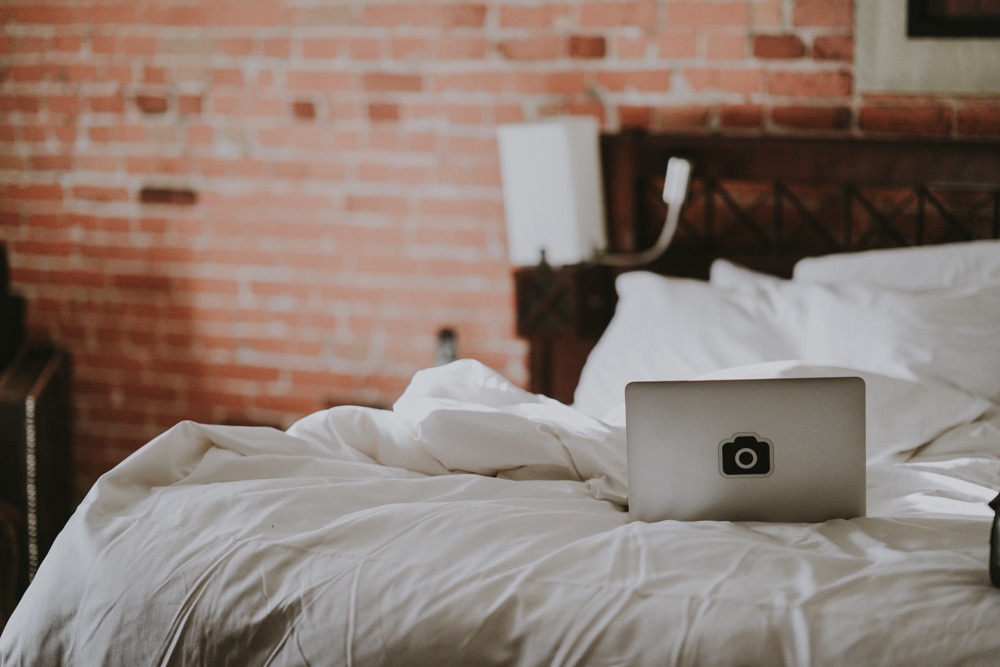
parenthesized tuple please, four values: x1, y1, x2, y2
(625, 377, 866, 523)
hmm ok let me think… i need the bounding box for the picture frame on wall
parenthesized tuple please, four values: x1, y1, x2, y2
(907, 0, 1000, 37)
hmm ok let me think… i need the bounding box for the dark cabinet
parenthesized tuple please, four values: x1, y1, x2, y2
(0, 343, 74, 608)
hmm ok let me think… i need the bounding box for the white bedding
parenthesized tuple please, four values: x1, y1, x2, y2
(2, 359, 999, 666)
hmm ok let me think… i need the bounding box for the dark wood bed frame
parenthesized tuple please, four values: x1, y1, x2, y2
(515, 132, 1000, 403)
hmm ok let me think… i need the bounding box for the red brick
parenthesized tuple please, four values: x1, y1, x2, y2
(87, 4, 140, 24)
(569, 35, 607, 59)
(0, 155, 26, 170)
(655, 105, 712, 132)
(441, 3, 487, 27)
(346, 195, 409, 216)
(685, 68, 763, 95)
(287, 6, 354, 26)
(30, 154, 73, 171)
(122, 36, 158, 56)
(720, 104, 764, 129)
(73, 185, 130, 202)
(813, 35, 853, 61)
(56, 63, 97, 83)
(220, 38, 254, 56)
(8, 5, 78, 24)
(178, 95, 202, 114)
(668, 2, 751, 27)
(438, 37, 487, 60)
(292, 100, 316, 120)
(544, 100, 605, 120)
(497, 37, 565, 61)
(859, 105, 952, 136)
(261, 38, 291, 58)
(3, 184, 63, 201)
(364, 4, 434, 26)
(753, 34, 806, 59)
(706, 33, 747, 59)
(136, 95, 168, 114)
(286, 70, 353, 91)
(499, 4, 570, 28)
(510, 71, 587, 95)
(365, 3, 485, 27)
(771, 105, 852, 130)
(580, 2, 657, 28)
(656, 31, 699, 58)
(432, 71, 505, 93)
(52, 34, 84, 52)
(303, 39, 340, 59)
(211, 68, 245, 86)
(793, 0, 853, 27)
(767, 70, 852, 97)
(139, 187, 198, 206)
(595, 70, 670, 93)
(91, 34, 116, 53)
(20, 125, 47, 142)
(144, 66, 167, 84)
(616, 34, 650, 59)
(0, 95, 39, 113)
(363, 72, 423, 92)
(9, 64, 57, 82)
(10, 36, 46, 53)
(956, 105, 1000, 137)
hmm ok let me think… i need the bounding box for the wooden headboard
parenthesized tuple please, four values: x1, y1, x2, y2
(515, 131, 1000, 403)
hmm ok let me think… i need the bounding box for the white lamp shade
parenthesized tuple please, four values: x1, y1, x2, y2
(497, 117, 607, 266)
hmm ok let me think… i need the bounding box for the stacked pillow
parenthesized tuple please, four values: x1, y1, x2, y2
(572, 240, 999, 459)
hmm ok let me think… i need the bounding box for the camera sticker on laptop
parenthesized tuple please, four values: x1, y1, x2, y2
(719, 432, 774, 478)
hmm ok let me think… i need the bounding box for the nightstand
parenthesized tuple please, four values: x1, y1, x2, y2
(514, 262, 615, 403)
(0, 342, 74, 602)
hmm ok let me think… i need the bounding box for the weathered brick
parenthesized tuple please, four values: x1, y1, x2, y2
(771, 105, 852, 130)
(859, 105, 952, 135)
(793, 0, 853, 28)
(753, 34, 806, 59)
(767, 69, 852, 97)
(499, 4, 570, 28)
(139, 186, 198, 205)
(497, 37, 565, 61)
(813, 35, 853, 61)
(655, 105, 712, 132)
(136, 94, 168, 114)
(595, 69, 671, 93)
(363, 72, 424, 92)
(569, 35, 607, 59)
(956, 105, 1000, 137)
(668, 2, 751, 27)
(720, 104, 764, 129)
(707, 33, 747, 59)
(292, 100, 316, 120)
(581, 2, 657, 28)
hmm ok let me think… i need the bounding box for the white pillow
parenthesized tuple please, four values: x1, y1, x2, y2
(694, 361, 992, 462)
(711, 259, 1000, 403)
(572, 272, 801, 419)
(793, 240, 1000, 291)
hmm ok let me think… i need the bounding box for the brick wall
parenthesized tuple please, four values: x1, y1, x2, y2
(2, 0, 999, 496)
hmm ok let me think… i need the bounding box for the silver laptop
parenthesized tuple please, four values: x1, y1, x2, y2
(625, 377, 866, 523)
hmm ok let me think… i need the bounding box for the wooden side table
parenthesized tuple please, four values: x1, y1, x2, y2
(514, 263, 615, 403)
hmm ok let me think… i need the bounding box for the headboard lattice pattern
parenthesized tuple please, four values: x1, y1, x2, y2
(517, 132, 1000, 402)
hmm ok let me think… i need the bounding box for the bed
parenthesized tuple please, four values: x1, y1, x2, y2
(2, 133, 1000, 665)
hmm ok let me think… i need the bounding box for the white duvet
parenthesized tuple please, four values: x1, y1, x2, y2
(2, 360, 1000, 666)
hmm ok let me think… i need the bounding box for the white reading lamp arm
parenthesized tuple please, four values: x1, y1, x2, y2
(592, 156, 692, 268)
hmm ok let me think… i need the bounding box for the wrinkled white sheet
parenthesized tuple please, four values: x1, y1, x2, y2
(2, 360, 1000, 666)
